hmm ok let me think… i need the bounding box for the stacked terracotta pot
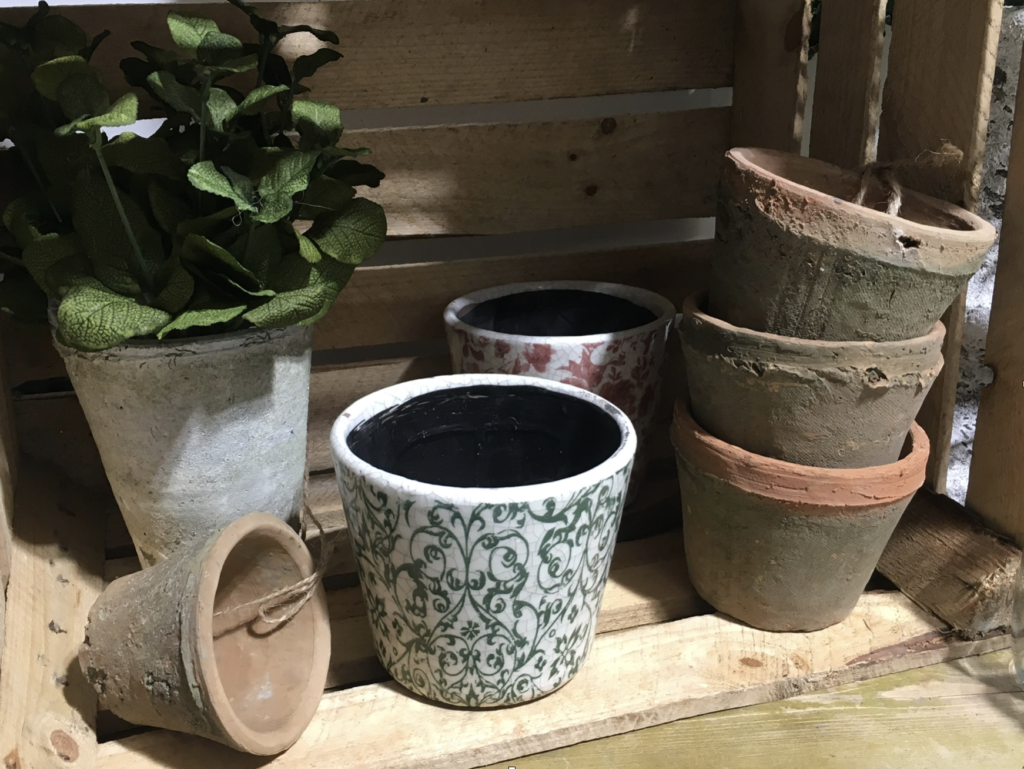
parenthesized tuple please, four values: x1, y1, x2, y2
(674, 148, 996, 632)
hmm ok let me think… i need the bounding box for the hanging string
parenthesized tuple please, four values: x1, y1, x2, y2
(851, 142, 964, 217)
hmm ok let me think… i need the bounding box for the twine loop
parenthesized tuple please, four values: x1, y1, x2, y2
(851, 141, 964, 217)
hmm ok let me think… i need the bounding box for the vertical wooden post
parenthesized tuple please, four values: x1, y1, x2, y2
(808, 0, 887, 170)
(731, 0, 812, 153)
(0, 321, 20, 671)
(967, 40, 1024, 542)
(877, 0, 1003, 493)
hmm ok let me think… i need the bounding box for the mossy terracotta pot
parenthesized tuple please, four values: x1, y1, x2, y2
(330, 374, 636, 707)
(680, 291, 944, 468)
(54, 326, 312, 567)
(708, 147, 996, 342)
(672, 400, 928, 632)
(443, 281, 674, 502)
(78, 513, 331, 755)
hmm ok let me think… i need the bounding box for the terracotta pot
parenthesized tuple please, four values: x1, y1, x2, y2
(680, 291, 944, 468)
(79, 514, 330, 755)
(708, 147, 996, 342)
(331, 374, 636, 707)
(444, 281, 673, 502)
(54, 326, 312, 567)
(672, 400, 928, 632)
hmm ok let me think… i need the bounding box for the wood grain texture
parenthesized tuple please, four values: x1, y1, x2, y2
(0, 319, 20, 674)
(316, 241, 713, 351)
(354, 110, 729, 236)
(96, 593, 994, 769)
(808, 0, 887, 170)
(0, 458, 105, 769)
(878, 489, 1020, 635)
(877, 0, 1002, 493)
(969, 40, 1024, 540)
(731, 0, 811, 152)
(478, 648, 1017, 769)
(0, 0, 737, 113)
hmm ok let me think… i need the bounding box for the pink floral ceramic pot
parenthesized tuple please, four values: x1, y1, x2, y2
(443, 281, 675, 503)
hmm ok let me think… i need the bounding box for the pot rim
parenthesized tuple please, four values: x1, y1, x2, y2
(683, 290, 946, 356)
(190, 513, 331, 755)
(727, 147, 996, 245)
(443, 280, 676, 345)
(330, 373, 638, 502)
(671, 399, 928, 509)
(51, 324, 312, 362)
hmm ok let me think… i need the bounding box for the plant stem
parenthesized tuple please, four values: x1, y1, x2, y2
(199, 72, 212, 165)
(92, 134, 153, 297)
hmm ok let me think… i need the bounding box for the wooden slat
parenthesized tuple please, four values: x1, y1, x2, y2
(0, 458, 105, 769)
(0, 0, 737, 113)
(355, 110, 729, 237)
(878, 489, 1020, 635)
(968, 39, 1024, 541)
(316, 241, 712, 351)
(96, 593, 1002, 769)
(877, 0, 1002, 493)
(0, 318, 20, 672)
(731, 0, 811, 152)
(808, 0, 887, 170)
(0, 317, 64, 389)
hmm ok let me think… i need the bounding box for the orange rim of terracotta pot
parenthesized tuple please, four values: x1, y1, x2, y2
(725, 147, 996, 251)
(189, 514, 331, 755)
(671, 399, 929, 510)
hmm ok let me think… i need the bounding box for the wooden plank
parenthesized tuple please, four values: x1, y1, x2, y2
(0, 317, 20, 674)
(0, 458, 106, 769)
(354, 110, 729, 237)
(1, 317, 65, 389)
(877, 0, 1002, 494)
(969, 42, 1024, 540)
(731, 0, 811, 152)
(479, 648, 1018, 769)
(96, 593, 1000, 769)
(0, 0, 737, 113)
(316, 241, 712, 351)
(808, 0, 887, 170)
(877, 489, 1020, 635)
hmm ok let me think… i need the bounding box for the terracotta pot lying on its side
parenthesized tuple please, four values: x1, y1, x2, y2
(680, 291, 944, 468)
(708, 147, 995, 342)
(671, 400, 928, 632)
(79, 514, 331, 755)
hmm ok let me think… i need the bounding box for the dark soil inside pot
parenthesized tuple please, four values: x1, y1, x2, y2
(347, 385, 622, 487)
(459, 289, 657, 336)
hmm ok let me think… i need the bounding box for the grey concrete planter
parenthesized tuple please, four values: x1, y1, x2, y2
(680, 291, 944, 468)
(672, 400, 929, 632)
(55, 326, 313, 567)
(708, 147, 996, 342)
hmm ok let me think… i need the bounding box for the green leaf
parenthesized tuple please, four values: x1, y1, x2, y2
(152, 256, 195, 314)
(228, 223, 282, 285)
(0, 267, 48, 321)
(156, 302, 246, 339)
(103, 133, 183, 179)
(203, 54, 258, 77)
(3, 196, 54, 248)
(31, 55, 92, 100)
(235, 84, 288, 116)
(292, 225, 322, 263)
(34, 131, 92, 186)
(243, 257, 351, 327)
(196, 30, 243, 67)
(69, 93, 139, 132)
(254, 151, 318, 224)
(292, 100, 343, 149)
(56, 71, 110, 123)
(296, 176, 355, 219)
(181, 233, 259, 287)
(187, 161, 257, 212)
(147, 70, 201, 117)
(205, 87, 237, 131)
(292, 48, 341, 84)
(148, 182, 195, 235)
(325, 159, 385, 188)
(79, 29, 111, 62)
(167, 12, 219, 53)
(23, 234, 78, 297)
(175, 207, 237, 241)
(308, 198, 386, 265)
(57, 279, 170, 351)
(46, 252, 94, 294)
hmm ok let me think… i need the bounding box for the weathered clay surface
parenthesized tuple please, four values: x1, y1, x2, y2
(681, 291, 944, 468)
(79, 514, 330, 755)
(56, 326, 312, 567)
(672, 400, 928, 632)
(708, 147, 996, 342)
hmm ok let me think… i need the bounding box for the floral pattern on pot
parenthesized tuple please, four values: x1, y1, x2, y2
(331, 374, 637, 707)
(443, 282, 674, 502)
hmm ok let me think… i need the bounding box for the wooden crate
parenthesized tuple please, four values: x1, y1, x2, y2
(0, 0, 1016, 767)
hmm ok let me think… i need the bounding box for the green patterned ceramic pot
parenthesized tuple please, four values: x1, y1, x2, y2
(330, 374, 636, 707)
